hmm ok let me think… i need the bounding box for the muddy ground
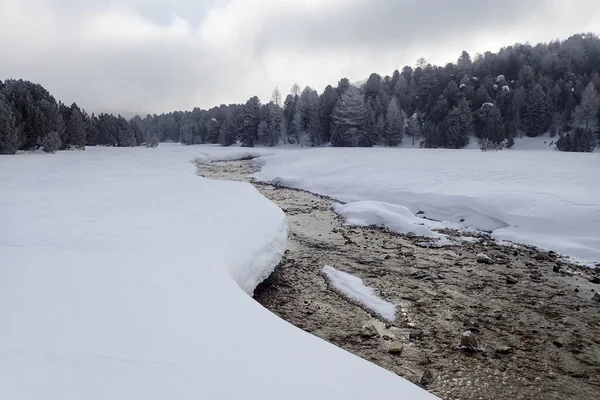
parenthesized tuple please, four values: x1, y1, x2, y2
(199, 159, 600, 400)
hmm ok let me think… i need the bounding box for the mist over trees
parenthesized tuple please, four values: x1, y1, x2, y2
(2, 33, 599, 154)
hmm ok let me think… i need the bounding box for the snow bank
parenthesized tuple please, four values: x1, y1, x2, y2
(323, 265, 396, 321)
(334, 201, 440, 237)
(254, 147, 600, 264)
(0, 144, 435, 399)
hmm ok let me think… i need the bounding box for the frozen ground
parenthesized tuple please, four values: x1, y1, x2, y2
(254, 147, 600, 264)
(0, 145, 435, 399)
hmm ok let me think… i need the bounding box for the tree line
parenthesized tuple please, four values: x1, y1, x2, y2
(0, 80, 157, 154)
(131, 33, 600, 153)
(2, 33, 599, 154)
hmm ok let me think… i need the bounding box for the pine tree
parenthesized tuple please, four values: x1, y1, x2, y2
(66, 104, 86, 149)
(219, 109, 238, 146)
(570, 127, 596, 152)
(331, 86, 366, 147)
(573, 82, 600, 132)
(473, 85, 493, 110)
(376, 114, 386, 144)
(147, 133, 159, 148)
(384, 98, 405, 146)
(257, 120, 270, 146)
(441, 100, 471, 149)
(476, 103, 505, 144)
(360, 103, 377, 147)
(116, 115, 136, 147)
(0, 93, 20, 154)
(405, 113, 421, 146)
(271, 87, 282, 107)
(240, 96, 261, 147)
(318, 85, 338, 144)
(524, 84, 550, 137)
(283, 94, 297, 144)
(41, 131, 61, 153)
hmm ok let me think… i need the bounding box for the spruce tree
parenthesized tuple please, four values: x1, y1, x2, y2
(383, 98, 405, 146)
(573, 82, 600, 132)
(476, 103, 505, 144)
(405, 113, 421, 146)
(219, 110, 238, 146)
(524, 84, 550, 137)
(240, 96, 261, 147)
(360, 103, 377, 147)
(41, 131, 61, 153)
(318, 85, 338, 144)
(0, 93, 20, 154)
(331, 86, 366, 147)
(66, 104, 86, 149)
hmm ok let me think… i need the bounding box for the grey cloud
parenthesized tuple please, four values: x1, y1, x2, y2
(0, 0, 597, 115)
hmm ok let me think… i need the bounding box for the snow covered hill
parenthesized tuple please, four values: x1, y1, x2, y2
(0, 145, 436, 399)
(255, 147, 600, 264)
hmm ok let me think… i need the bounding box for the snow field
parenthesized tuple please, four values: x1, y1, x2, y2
(0, 145, 436, 400)
(254, 147, 600, 264)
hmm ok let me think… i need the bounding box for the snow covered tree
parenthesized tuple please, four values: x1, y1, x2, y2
(318, 85, 338, 144)
(219, 109, 238, 146)
(570, 127, 596, 152)
(240, 96, 261, 147)
(383, 98, 405, 146)
(116, 115, 136, 147)
(268, 103, 286, 146)
(376, 114, 386, 144)
(441, 101, 471, 149)
(405, 113, 421, 146)
(331, 86, 366, 147)
(41, 131, 61, 153)
(0, 93, 19, 154)
(271, 87, 282, 107)
(147, 133, 159, 148)
(524, 84, 550, 137)
(294, 87, 321, 146)
(476, 103, 505, 144)
(283, 94, 297, 144)
(66, 104, 86, 149)
(359, 103, 377, 147)
(257, 120, 269, 146)
(290, 83, 301, 97)
(573, 82, 600, 132)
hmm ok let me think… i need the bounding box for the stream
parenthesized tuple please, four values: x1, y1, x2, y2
(199, 158, 600, 400)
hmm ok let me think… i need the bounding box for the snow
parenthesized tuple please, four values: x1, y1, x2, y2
(0, 144, 436, 399)
(334, 201, 440, 238)
(254, 147, 600, 264)
(322, 265, 396, 321)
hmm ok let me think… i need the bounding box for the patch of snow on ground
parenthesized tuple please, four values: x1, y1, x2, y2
(254, 147, 600, 264)
(0, 144, 436, 399)
(334, 201, 441, 237)
(322, 265, 396, 321)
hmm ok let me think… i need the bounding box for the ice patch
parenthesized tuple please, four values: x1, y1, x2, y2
(323, 265, 396, 321)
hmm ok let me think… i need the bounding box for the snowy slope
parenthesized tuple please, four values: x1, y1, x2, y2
(254, 147, 600, 264)
(0, 145, 435, 399)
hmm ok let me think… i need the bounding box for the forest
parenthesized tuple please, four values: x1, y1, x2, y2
(1, 33, 599, 154)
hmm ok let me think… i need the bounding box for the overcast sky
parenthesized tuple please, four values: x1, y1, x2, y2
(1, 0, 599, 116)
